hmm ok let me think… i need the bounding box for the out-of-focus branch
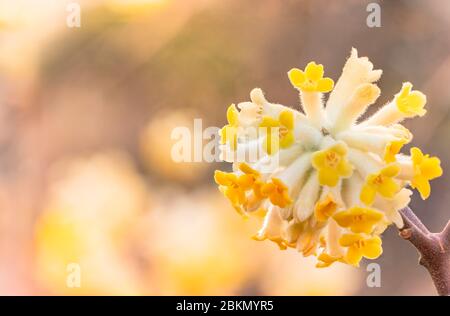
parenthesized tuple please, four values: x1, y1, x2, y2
(398, 207, 450, 296)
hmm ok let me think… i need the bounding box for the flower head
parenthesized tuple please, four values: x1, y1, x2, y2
(214, 48, 442, 268)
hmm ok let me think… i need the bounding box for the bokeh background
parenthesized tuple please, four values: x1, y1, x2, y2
(0, 0, 448, 295)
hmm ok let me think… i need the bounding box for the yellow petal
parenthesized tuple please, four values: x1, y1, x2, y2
(316, 253, 341, 268)
(305, 62, 324, 82)
(226, 104, 239, 125)
(398, 82, 411, 98)
(239, 162, 259, 175)
(365, 208, 385, 221)
(318, 168, 339, 187)
(412, 176, 431, 200)
(339, 233, 363, 247)
(352, 218, 383, 234)
(279, 110, 294, 130)
(311, 151, 327, 169)
(316, 77, 334, 93)
(378, 178, 399, 198)
(384, 139, 407, 163)
(333, 211, 354, 228)
(279, 131, 295, 148)
(237, 174, 255, 190)
(288, 68, 306, 87)
(334, 207, 383, 234)
(351, 221, 377, 234)
(421, 156, 443, 180)
(411, 147, 424, 165)
(224, 187, 245, 205)
(316, 261, 333, 268)
(260, 116, 280, 128)
(406, 92, 427, 116)
(362, 237, 383, 259)
(346, 246, 363, 267)
(360, 184, 376, 205)
(337, 160, 353, 178)
(381, 164, 400, 177)
(214, 170, 235, 186)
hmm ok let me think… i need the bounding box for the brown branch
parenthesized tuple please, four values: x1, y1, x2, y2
(398, 207, 450, 296)
(400, 206, 430, 234)
(440, 220, 450, 250)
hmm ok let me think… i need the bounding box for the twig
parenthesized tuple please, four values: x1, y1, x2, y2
(398, 207, 450, 296)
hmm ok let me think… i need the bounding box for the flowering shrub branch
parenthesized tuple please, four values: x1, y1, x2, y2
(215, 48, 445, 293)
(399, 207, 450, 296)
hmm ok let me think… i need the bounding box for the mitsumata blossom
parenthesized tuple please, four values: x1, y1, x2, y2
(214, 48, 443, 267)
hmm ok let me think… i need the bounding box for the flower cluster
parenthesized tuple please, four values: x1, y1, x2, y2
(214, 48, 443, 267)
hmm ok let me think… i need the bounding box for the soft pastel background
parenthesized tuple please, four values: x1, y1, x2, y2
(0, 0, 448, 295)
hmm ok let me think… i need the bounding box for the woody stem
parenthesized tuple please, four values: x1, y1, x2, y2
(398, 207, 450, 296)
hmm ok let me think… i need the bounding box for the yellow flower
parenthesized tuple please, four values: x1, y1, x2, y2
(360, 164, 400, 206)
(288, 62, 334, 93)
(314, 195, 338, 222)
(214, 163, 263, 215)
(219, 104, 239, 150)
(333, 207, 384, 234)
(214, 171, 246, 214)
(259, 110, 295, 155)
(238, 163, 266, 207)
(410, 147, 443, 199)
(316, 253, 343, 268)
(236, 162, 260, 190)
(339, 234, 382, 267)
(395, 82, 426, 117)
(261, 178, 293, 208)
(311, 143, 353, 187)
(384, 139, 407, 163)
